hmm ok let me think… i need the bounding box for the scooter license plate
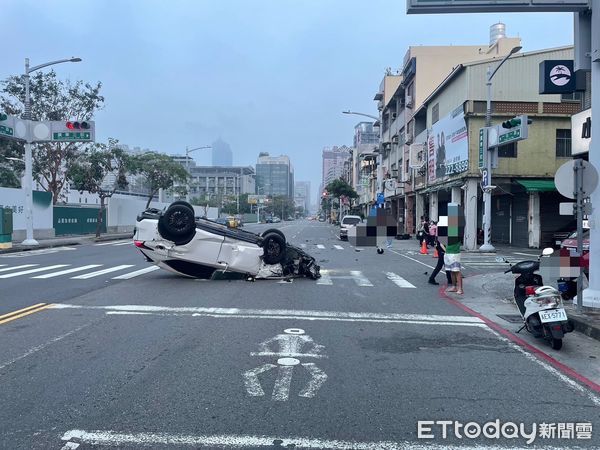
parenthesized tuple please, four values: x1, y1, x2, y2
(539, 308, 567, 323)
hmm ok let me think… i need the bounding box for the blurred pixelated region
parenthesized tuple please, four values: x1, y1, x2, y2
(348, 208, 397, 247)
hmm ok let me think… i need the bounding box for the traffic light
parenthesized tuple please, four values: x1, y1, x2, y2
(501, 115, 533, 129)
(0, 113, 7, 121)
(66, 121, 90, 130)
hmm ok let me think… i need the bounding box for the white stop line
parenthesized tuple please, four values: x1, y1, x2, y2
(60, 429, 569, 449)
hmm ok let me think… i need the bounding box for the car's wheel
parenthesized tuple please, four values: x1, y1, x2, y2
(168, 200, 194, 212)
(262, 228, 286, 243)
(377, 248, 384, 254)
(158, 204, 196, 244)
(262, 232, 286, 265)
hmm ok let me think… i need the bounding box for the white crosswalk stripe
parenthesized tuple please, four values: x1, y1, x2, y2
(32, 265, 103, 279)
(0, 264, 69, 279)
(385, 272, 416, 288)
(333, 245, 344, 250)
(316, 244, 325, 249)
(316, 269, 373, 287)
(0, 264, 38, 273)
(94, 241, 131, 247)
(111, 266, 160, 279)
(300, 244, 307, 248)
(71, 265, 135, 279)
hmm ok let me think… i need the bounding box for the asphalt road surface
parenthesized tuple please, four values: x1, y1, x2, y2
(0, 220, 598, 449)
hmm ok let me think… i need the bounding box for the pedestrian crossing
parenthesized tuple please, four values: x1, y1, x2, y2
(299, 243, 347, 250)
(0, 262, 423, 288)
(0, 263, 157, 281)
(404, 249, 523, 270)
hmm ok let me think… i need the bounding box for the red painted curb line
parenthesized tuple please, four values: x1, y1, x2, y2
(438, 285, 600, 395)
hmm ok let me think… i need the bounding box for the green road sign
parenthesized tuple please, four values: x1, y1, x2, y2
(478, 128, 486, 168)
(498, 128, 521, 145)
(0, 125, 14, 137)
(53, 132, 91, 141)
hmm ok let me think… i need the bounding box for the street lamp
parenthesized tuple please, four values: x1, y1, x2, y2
(21, 57, 81, 246)
(480, 45, 522, 252)
(184, 145, 211, 202)
(256, 185, 270, 224)
(342, 110, 379, 121)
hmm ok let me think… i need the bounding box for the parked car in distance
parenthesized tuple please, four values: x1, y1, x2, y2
(560, 229, 590, 270)
(226, 216, 240, 228)
(339, 215, 362, 240)
(215, 217, 229, 226)
(272, 216, 281, 223)
(561, 229, 590, 250)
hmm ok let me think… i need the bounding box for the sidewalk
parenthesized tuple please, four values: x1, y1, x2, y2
(457, 272, 600, 342)
(388, 236, 600, 341)
(0, 232, 132, 254)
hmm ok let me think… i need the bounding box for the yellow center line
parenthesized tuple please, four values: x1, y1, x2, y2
(0, 303, 47, 321)
(0, 303, 54, 325)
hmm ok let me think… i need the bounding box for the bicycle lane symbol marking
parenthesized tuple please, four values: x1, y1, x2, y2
(242, 328, 328, 401)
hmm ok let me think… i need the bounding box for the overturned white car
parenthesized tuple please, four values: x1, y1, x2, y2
(133, 201, 321, 280)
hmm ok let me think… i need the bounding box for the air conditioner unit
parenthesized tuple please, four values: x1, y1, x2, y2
(406, 95, 413, 108)
(392, 135, 399, 144)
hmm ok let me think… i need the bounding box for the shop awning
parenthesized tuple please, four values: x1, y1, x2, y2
(516, 179, 556, 192)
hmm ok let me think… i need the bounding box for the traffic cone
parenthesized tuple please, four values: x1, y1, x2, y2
(420, 240, 428, 255)
(433, 247, 439, 258)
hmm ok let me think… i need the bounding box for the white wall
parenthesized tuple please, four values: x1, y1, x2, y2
(107, 196, 219, 232)
(0, 187, 54, 239)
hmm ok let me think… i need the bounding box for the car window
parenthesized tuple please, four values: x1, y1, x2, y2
(342, 217, 361, 225)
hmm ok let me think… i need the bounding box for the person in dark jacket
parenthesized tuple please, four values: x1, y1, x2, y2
(428, 238, 452, 285)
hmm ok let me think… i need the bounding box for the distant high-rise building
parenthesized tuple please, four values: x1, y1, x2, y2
(255, 153, 294, 197)
(353, 122, 379, 147)
(211, 138, 233, 166)
(322, 145, 352, 188)
(294, 181, 311, 213)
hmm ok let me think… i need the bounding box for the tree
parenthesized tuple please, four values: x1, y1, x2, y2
(0, 140, 24, 188)
(134, 152, 189, 209)
(325, 178, 358, 200)
(267, 195, 296, 219)
(68, 138, 134, 237)
(0, 70, 104, 203)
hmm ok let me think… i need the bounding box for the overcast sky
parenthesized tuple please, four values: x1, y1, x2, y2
(1, 0, 574, 204)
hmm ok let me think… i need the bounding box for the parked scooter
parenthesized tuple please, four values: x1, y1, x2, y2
(499, 248, 574, 350)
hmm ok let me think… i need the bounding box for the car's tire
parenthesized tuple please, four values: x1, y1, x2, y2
(158, 204, 196, 244)
(262, 232, 286, 265)
(168, 200, 194, 212)
(262, 228, 286, 243)
(377, 248, 384, 254)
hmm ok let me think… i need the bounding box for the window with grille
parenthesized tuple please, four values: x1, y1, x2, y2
(498, 142, 517, 158)
(432, 103, 439, 124)
(556, 129, 572, 157)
